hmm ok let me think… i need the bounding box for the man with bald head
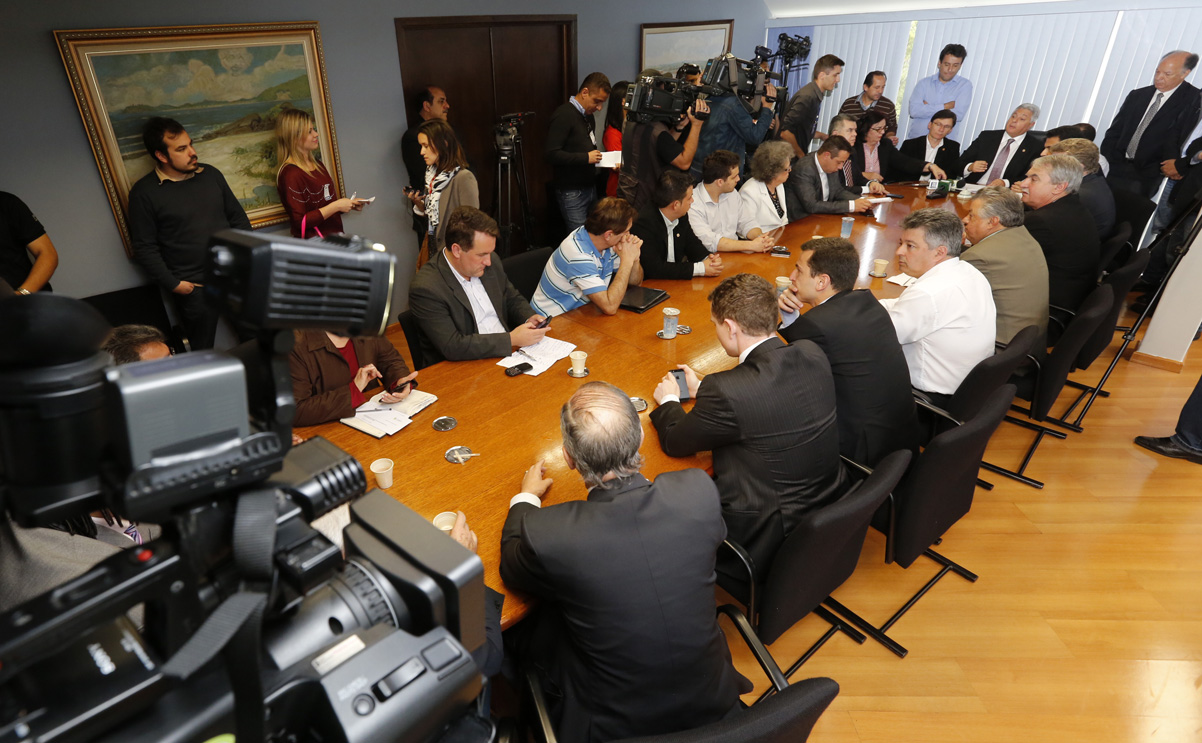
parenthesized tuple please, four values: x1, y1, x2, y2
(1102, 50, 1200, 198)
(501, 382, 744, 743)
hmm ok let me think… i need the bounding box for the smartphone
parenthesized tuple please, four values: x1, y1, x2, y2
(505, 362, 533, 377)
(670, 369, 691, 400)
(534, 316, 551, 329)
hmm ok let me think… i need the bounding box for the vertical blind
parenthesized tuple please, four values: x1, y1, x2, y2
(768, 6, 1202, 153)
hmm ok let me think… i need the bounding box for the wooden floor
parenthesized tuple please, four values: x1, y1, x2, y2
(718, 307, 1202, 743)
(388, 305, 1202, 742)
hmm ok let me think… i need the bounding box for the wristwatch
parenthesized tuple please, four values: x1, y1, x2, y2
(16, 288, 31, 295)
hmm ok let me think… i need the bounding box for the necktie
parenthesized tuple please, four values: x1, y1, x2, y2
(1126, 92, 1163, 159)
(985, 138, 1014, 183)
(841, 159, 854, 188)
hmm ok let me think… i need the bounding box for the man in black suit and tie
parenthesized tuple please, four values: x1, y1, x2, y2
(785, 136, 876, 219)
(408, 206, 547, 363)
(500, 382, 745, 743)
(1102, 50, 1201, 198)
(1018, 154, 1101, 314)
(900, 109, 961, 176)
(631, 170, 724, 280)
(650, 273, 847, 585)
(778, 238, 919, 466)
(960, 103, 1046, 185)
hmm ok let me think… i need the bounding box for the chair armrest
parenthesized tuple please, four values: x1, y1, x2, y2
(523, 669, 559, 743)
(720, 539, 759, 627)
(1047, 303, 1075, 335)
(840, 455, 874, 477)
(717, 604, 789, 694)
(913, 396, 964, 427)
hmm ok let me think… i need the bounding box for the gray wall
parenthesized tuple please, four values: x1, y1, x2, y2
(0, 1, 769, 310)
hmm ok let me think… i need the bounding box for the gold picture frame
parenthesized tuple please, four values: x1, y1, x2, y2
(56, 21, 343, 255)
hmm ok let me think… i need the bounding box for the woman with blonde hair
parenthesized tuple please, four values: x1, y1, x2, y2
(275, 108, 364, 237)
(407, 118, 478, 261)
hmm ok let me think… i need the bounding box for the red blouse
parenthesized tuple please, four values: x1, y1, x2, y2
(278, 162, 344, 238)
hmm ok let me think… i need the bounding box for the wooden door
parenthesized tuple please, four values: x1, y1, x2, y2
(396, 15, 577, 252)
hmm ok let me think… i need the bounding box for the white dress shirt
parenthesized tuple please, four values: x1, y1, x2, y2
(444, 251, 506, 334)
(925, 137, 943, 164)
(877, 257, 996, 395)
(662, 211, 706, 277)
(965, 131, 1028, 184)
(689, 183, 760, 251)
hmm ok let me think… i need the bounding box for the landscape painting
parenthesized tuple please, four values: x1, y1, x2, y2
(640, 20, 734, 77)
(56, 22, 342, 254)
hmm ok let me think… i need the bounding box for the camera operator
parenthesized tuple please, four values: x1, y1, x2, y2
(618, 96, 709, 213)
(689, 80, 777, 183)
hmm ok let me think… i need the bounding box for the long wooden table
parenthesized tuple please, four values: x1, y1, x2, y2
(298, 185, 971, 628)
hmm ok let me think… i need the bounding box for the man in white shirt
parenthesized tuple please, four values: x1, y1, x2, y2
(408, 206, 547, 363)
(960, 103, 1045, 186)
(688, 150, 774, 253)
(879, 208, 996, 405)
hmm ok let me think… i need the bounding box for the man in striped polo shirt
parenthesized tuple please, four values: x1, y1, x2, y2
(531, 197, 644, 317)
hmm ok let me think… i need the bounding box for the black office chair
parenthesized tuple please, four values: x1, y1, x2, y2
(1111, 189, 1156, 246)
(1096, 221, 1132, 280)
(835, 385, 1015, 656)
(1053, 248, 1151, 430)
(981, 285, 1112, 488)
(502, 246, 555, 303)
(719, 450, 912, 687)
(521, 671, 838, 743)
(396, 309, 433, 370)
(81, 284, 187, 354)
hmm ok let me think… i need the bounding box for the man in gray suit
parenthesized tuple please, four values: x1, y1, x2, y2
(785, 136, 876, 219)
(960, 185, 1049, 344)
(408, 206, 547, 363)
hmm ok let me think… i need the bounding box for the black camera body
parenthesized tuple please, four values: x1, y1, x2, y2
(0, 230, 488, 743)
(625, 76, 716, 125)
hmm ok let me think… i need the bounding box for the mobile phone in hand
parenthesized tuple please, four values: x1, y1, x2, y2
(670, 369, 691, 400)
(534, 317, 551, 329)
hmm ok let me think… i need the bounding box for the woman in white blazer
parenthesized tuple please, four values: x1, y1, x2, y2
(738, 140, 794, 238)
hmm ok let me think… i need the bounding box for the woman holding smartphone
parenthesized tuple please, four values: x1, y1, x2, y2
(407, 119, 478, 263)
(275, 108, 364, 238)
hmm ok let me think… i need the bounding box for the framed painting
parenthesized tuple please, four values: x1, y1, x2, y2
(640, 20, 734, 76)
(55, 21, 342, 254)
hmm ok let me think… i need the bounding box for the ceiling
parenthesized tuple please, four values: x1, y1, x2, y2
(766, 0, 1077, 19)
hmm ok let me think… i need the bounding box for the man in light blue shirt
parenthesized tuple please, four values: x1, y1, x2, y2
(906, 43, 973, 140)
(531, 197, 644, 317)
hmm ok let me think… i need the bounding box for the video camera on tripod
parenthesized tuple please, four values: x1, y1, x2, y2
(494, 111, 533, 157)
(0, 231, 489, 743)
(700, 32, 812, 116)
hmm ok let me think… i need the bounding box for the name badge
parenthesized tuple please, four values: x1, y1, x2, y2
(323, 184, 332, 200)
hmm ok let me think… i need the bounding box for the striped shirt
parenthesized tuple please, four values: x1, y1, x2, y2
(531, 227, 619, 317)
(838, 94, 898, 136)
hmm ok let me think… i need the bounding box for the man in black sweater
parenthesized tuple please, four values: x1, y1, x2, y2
(128, 117, 251, 350)
(545, 72, 610, 232)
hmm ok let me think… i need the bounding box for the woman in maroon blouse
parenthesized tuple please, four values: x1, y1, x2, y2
(275, 109, 365, 238)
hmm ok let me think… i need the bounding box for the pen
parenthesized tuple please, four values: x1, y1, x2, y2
(517, 348, 537, 363)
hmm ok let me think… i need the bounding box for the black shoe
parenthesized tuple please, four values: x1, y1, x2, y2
(1134, 435, 1202, 464)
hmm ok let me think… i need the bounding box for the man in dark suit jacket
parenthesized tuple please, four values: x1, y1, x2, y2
(778, 238, 919, 466)
(1019, 154, 1101, 313)
(631, 170, 724, 280)
(650, 274, 847, 584)
(1102, 51, 1201, 198)
(409, 206, 547, 363)
(501, 382, 744, 743)
(785, 136, 875, 220)
(960, 103, 1046, 185)
(900, 109, 961, 176)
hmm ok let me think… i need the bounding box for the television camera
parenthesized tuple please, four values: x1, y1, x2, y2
(624, 75, 722, 125)
(0, 231, 490, 743)
(699, 33, 812, 115)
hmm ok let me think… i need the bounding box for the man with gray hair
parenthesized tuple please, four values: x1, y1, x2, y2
(961, 185, 1050, 344)
(1102, 50, 1200, 198)
(500, 381, 745, 743)
(960, 103, 1045, 186)
(880, 208, 996, 404)
(1048, 138, 1116, 238)
(1019, 154, 1101, 313)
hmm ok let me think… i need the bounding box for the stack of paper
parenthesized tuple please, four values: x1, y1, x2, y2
(497, 336, 577, 376)
(340, 388, 439, 438)
(596, 151, 622, 168)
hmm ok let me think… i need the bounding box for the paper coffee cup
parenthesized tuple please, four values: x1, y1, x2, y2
(569, 350, 587, 374)
(433, 511, 457, 532)
(873, 258, 889, 276)
(370, 458, 394, 489)
(775, 276, 791, 295)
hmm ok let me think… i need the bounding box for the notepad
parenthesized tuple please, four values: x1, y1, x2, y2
(596, 151, 622, 168)
(497, 336, 577, 376)
(886, 273, 917, 287)
(339, 389, 439, 437)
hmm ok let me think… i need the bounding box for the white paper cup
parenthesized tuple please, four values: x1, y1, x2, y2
(370, 458, 394, 489)
(433, 511, 457, 532)
(775, 276, 791, 295)
(873, 258, 889, 276)
(570, 350, 588, 374)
